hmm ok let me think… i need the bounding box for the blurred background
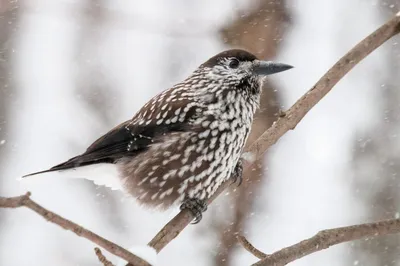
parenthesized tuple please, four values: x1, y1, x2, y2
(0, 0, 399, 265)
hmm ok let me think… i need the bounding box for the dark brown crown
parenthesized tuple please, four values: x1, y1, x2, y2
(201, 49, 258, 68)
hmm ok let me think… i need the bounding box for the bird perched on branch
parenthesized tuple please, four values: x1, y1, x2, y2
(23, 49, 292, 223)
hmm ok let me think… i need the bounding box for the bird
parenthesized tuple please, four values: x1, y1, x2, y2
(23, 49, 293, 223)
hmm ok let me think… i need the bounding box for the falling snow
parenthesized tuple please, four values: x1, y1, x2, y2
(0, 1, 399, 266)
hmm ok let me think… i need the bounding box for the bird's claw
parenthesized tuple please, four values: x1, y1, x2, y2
(231, 159, 243, 187)
(180, 198, 207, 224)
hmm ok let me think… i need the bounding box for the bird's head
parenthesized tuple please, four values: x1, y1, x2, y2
(196, 49, 293, 95)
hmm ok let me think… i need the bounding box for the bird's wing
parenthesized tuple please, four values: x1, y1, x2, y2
(23, 91, 201, 177)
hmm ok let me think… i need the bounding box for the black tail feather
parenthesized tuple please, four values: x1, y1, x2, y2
(22, 155, 87, 178)
(22, 168, 62, 178)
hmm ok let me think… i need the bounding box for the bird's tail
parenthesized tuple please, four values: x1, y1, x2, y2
(22, 155, 85, 178)
(21, 156, 123, 191)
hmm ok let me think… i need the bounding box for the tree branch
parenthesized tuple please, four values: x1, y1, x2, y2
(250, 219, 400, 266)
(95, 248, 115, 266)
(237, 235, 268, 259)
(0, 192, 150, 266)
(142, 11, 400, 258)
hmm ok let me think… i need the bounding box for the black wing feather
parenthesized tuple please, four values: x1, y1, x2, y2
(23, 88, 199, 178)
(23, 120, 189, 177)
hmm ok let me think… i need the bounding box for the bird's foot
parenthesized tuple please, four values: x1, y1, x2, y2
(231, 159, 243, 186)
(180, 198, 207, 224)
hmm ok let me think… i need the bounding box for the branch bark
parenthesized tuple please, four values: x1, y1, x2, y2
(237, 235, 268, 260)
(95, 248, 115, 266)
(251, 219, 400, 266)
(143, 11, 400, 257)
(0, 193, 150, 266)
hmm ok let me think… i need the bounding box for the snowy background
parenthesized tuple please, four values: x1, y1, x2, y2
(0, 0, 399, 265)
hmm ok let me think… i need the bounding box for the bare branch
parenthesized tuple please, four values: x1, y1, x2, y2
(251, 219, 400, 266)
(237, 235, 268, 259)
(0, 193, 150, 266)
(95, 248, 115, 266)
(147, 208, 193, 252)
(143, 11, 400, 257)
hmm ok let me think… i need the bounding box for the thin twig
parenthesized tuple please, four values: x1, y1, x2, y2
(0, 193, 150, 266)
(237, 235, 268, 259)
(95, 248, 115, 266)
(252, 219, 400, 266)
(143, 11, 400, 258)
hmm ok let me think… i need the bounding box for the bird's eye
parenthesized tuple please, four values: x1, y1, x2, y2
(229, 59, 240, 69)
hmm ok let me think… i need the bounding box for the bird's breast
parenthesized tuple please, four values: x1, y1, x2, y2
(117, 100, 256, 209)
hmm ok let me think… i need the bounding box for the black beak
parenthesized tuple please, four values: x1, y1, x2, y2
(252, 60, 293, 76)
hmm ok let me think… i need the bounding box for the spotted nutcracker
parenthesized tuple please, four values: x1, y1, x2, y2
(23, 49, 293, 223)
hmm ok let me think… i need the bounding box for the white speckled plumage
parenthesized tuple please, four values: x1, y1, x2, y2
(118, 54, 262, 210)
(23, 49, 293, 220)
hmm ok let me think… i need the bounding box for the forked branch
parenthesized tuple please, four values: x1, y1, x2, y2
(0, 193, 150, 266)
(247, 219, 400, 266)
